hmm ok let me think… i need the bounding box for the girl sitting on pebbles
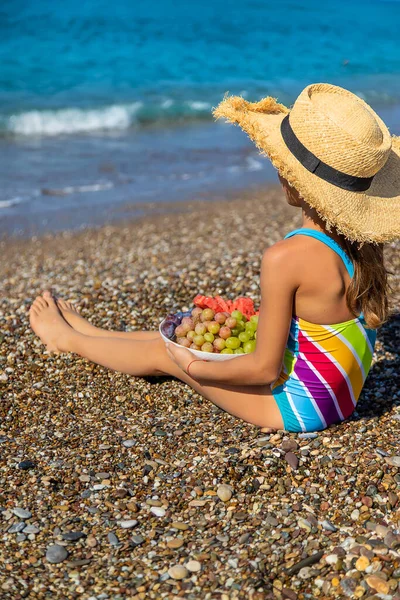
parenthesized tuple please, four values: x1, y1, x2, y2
(29, 83, 398, 433)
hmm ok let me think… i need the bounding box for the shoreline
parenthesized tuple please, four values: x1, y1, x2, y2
(1, 188, 399, 599)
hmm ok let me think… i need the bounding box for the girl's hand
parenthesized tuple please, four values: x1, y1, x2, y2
(165, 343, 194, 373)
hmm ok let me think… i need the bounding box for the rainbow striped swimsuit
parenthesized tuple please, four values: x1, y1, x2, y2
(271, 228, 377, 433)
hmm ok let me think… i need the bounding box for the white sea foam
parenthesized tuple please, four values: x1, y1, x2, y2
(185, 100, 211, 111)
(0, 197, 23, 209)
(246, 156, 263, 171)
(7, 103, 143, 136)
(41, 182, 114, 195)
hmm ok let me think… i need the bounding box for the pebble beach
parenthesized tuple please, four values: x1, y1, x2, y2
(1, 186, 400, 600)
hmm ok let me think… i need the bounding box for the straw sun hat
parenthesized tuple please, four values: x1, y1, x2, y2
(212, 83, 400, 244)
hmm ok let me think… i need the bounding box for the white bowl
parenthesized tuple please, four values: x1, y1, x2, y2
(159, 319, 244, 362)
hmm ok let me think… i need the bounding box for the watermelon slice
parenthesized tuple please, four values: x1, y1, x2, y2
(192, 294, 259, 318)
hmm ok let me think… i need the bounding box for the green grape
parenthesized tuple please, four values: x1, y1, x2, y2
(250, 315, 259, 325)
(201, 342, 214, 353)
(231, 310, 244, 322)
(225, 337, 241, 350)
(234, 347, 245, 354)
(239, 331, 251, 343)
(201, 308, 215, 322)
(243, 340, 257, 353)
(235, 320, 245, 332)
(187, 330, 196, 342)
(193, 335, 205, 347)
(221, 348, 234, 354)
(195, 323, 207, 336)
(245, 322, 257, 334)
(207, 321, 220, 335)
(231, 328, 240, 337)
(204, 332, 215, 343)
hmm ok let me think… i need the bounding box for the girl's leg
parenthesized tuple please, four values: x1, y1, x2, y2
(29, 294, 284, 429)
(43, 291, 159, 340)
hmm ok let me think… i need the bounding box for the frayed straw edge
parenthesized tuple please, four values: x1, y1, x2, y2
(212, 93, 289, 124)
(212, 97, 400, 244)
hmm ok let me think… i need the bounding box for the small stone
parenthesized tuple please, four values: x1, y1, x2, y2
(281, 439, 299, 452)
(388, 491, 398, 506)
(185, 560, 201, 573)
(8, 522, 25, 533)
(361, 496, 373, 507)
(12, 508, 31, 519)
(118, 520, 138, 529)
(131, 534, 144, 546)
(284, 452, 299, 469)
(366, 485, 378, 496)
(325, 554, 340, 565)
(122, 440, 135, 448)
(282, 589, 298, 600)
(16, 533, 26, 542)
(355, 556, 370, 571)
(61, 531, 86, 541)
(256, 436, 271, 447)
(365, 575, 390, 594)
(298, 433, 318, 439)
(171, 522, 189, 531)
(298, 566, 314, 579)
(46, 544, 68, 564)
(23, 524, 39, 534)
(86, 535, 97, 548)
(375, 524, 389, 538)
(217, 484, 232, 502)
(150, 507, 165, 517)
(168, 565, 188, 580)
(321, 519, 338, 532)
(385, 456, 400, 467)
(107, 533, 120, 546)
(297, 518, 312, 531)
(167, 538, 184, 549)
(18, 460, 36, 470)
(351, 509, 360, 521)
(95, 472, 110, 480)
(340, 577, 357, 597)
(238, 532, 251, 544)
(233, 511, 247, 521)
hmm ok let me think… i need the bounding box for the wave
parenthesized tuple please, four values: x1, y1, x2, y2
(0, 196, 24, 209)
(2, 99, 213, 137)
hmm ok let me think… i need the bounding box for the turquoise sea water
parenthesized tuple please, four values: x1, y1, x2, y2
(1, 0, 400, 235)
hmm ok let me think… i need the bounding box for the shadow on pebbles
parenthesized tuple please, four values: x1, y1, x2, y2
(0, 190, 399, 599)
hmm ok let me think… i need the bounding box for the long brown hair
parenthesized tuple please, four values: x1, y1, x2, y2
(339, 237, 393, 329)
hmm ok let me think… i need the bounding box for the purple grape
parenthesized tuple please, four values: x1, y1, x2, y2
(165, 314, 181, 326)
(161, 320, 176, 339)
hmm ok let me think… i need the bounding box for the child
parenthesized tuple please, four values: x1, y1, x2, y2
(29, 83, 399, 433)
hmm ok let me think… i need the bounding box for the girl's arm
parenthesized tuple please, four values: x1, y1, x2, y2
(167, 242, 300, 386)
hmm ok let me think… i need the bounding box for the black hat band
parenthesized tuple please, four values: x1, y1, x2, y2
(280, 114, 374, 192)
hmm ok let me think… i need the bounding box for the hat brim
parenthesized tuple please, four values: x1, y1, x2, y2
(213, 94, 400, 243)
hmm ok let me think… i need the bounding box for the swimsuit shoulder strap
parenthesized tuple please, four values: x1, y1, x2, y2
(284, 228, 355, 278)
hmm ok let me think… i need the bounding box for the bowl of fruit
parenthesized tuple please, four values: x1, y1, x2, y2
(159, 295, 259, 361)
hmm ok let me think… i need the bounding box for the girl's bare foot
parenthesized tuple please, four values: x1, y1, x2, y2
(29, 294, 73, 353)
(42, 290, 98, 336)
